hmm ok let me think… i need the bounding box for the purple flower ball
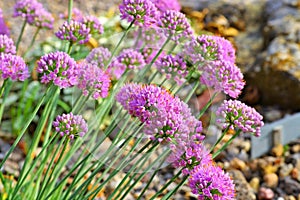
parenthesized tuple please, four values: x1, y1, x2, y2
(216, 99, 264, 137)
(85, 47, 112, 68)
(184, 35, 236, 66)
(13, 0, 53, 29)
(0, 35, 16, 54)
(189, 164, 235, 200)
(77, 61, 111, 99)
(200, 60, 245, 98)
(37, 51, 79, 88)
(150, 0, 181, 12)
(55, 20, 91, 45)
(119, 0, 158, 27)
(53, 112, 88, 139)
(109, 49, 146, 79)
(81, 15, 104, 36)
(156, 54, 188, 85)
(32, 9, 54, 29)
(158, 10, 193, 43)
(0, 53, 29, 81)
(116, 83, 202, 142)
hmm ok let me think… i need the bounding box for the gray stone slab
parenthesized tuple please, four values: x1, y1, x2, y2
(251, 112, 300, 159)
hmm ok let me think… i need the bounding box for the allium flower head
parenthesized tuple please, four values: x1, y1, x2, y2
(81, 16, 104, 36)
(53, 113, 88, 139)
(116, 83, 202, 142)
(37, 51, 79, 88)
(0, 53, 29, 81)
(0, 35, 16, 54)
(0, 9, 10, 36)
(32, 9, 54, 29)
(200, 60, 245, 98)
(168, 133, 211, 175)
(86, 47, 112, 68)
(184, 35, 236, 66)
(13, 0, 43, 24)
(13, 0, 53, 29)
(216, 99, 264, 137)
(77, 61, 111, 99)
(119, 0, 158, 27)
(110, 49, 146, 79)
(55, 20, 90, 44)
(156, 54, 188, 85)
(189, 164, 235, 200)
(158, 10, 193, 43)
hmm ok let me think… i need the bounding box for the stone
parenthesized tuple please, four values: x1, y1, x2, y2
(280, 177, 300, 196)
(263, 173, 279, 188)
(291, 168, 300, 181)
(249, 177, 260, 192)
(291, 144, 300, 153)
(279, 163, 294, 177)
(228, 170, 256, 200)
(230, 158, 247, 171)
(272, 144, 284, 157)
(258, 187, 275, 200)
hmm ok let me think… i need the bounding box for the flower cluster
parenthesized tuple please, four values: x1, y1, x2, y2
(189, 164, 235, 200)
(168, 133, 211, 175)
(82, 15, 104, 36)
(77, 61, 111, 99)
(119, 0, 158, 27)
(37, 51, 79, 88)
(0, 53, 29, 81)
(158, 10, 193, 43)
(0, 9, 10, 36)
(150, 0, 181, 12)
(13, 0, 54, 29)
(85, 47, 112, 68)
(156, 54, 188, 85)
(216, 99, 264, 136)
(53, 113, 88, 139)
(0, 35, 16, 55)
(200, 60, 245, 98)
(116, 83, 202, 142)
(55, 20, 91, 44)
(110, 49, 145, 78)
(184, 35, 236, 67)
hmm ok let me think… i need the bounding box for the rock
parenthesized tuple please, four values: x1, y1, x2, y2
(291, 168, 300, 181)
(279, 163, 294, 177)
(280, 177, 300, 196)
(286, 196, 297, 200)
(263, 173, 279, 188)
(258, 187, 275, 200)
(230, 158, 247, 171)
(249, 177, 260, 192)
(291, 144, 300, 153)
(264, 109, 283, 122)
(272, 144, 284, 157)
(228, 170, 256, 200)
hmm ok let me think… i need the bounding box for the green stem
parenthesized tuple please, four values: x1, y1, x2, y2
(0, 85, 56, 169)
(210, 126, 230, 152)
(105, 20, 135, 70)
(68, 0, 73, 23)
(184, 81, 199, 103)
(23, 28, 40, 57)
(212, 129, 241, 159)
(173, 70, 194, 94)
(16, 20, 27, 51)
(197, 92, 218, 118)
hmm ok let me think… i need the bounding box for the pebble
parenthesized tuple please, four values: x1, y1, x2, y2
(258, 187, 275, 200)
(272, 144, 284, 157)
(230, 158, 247, 171)
(291, 168, 300, 181)
(263, 173, 279, 188)
(249, 177, 260, 192)
(279, 163, 294, 177)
